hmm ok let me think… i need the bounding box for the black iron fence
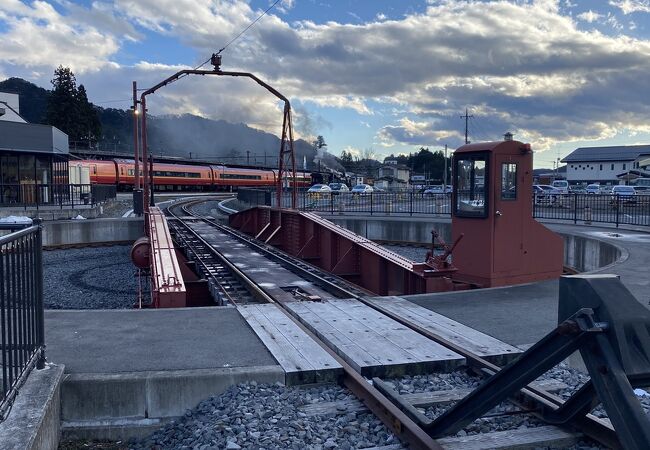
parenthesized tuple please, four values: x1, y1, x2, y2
(0, 221, 45, 422)
(236, 189, 650, 229)
(0, 183, 117, 209)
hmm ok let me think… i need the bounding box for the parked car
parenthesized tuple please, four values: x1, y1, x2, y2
(351, 184, 374, 195)
(551, 180, 569, 194)
(423, 185, 451, 195)
(307, 184, 332, 194)
(586, 184, 601, 194)
(328, 182, 349, 194)
(610, 185, 637, 205)
(533, 184, 561, 204)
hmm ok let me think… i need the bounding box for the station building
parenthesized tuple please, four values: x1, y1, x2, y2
(561, 144, 650, 185)
(0, 92, 69, 205)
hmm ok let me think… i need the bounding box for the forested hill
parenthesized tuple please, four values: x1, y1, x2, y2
(0, 77, 324, 168)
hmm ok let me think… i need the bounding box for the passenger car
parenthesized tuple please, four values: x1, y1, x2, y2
(351, 184, 373, 195)
(423, 185, 451, 195)
(328, 182, 349, 194)
(586, 184, 601, 194)
(307, 184, 332, 194)
(610, 185, 636, 205)
(533, 184, 561, 204)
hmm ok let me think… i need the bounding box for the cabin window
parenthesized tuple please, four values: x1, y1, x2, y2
(501, 163, 517, 200)
(454, 152, 488, 218)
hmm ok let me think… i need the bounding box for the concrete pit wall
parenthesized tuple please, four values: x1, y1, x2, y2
(323, 215, 621, 273)
(42, 217, 144, 247)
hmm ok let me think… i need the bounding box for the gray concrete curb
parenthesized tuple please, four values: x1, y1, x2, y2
(60, 365, 284, 441)
(0, 363, 65, 450)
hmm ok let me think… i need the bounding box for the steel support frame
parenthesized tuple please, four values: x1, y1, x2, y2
(138, 69, 296, 216)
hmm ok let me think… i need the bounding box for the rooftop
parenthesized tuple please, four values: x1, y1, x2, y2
(561, 144, 650, 163)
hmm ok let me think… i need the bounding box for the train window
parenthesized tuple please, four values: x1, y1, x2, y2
(219, 174, 262, 180)
(454, 152, 488, 218)
(93, 166, 97, 175)
(501, 163, 517, 200)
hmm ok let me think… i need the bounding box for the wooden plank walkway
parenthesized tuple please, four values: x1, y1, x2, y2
(438, 426, 581, 449)
(238, 304, 342, 385)
(285, 299, 465, 377)
(365, 296, 522, 365)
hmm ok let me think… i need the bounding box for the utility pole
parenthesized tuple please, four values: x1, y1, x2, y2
(443, 144, 448, 188)
(460, 108, 473, 145)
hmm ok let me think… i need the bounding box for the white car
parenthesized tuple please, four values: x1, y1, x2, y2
(328, 182, 349, 194)
(533, 184, 561, 204)
(424, 185, 451, 195)
(351, 184, 373, 194)
(551, 180, 569, 194)
(307, 184, 332, 193)
(586, 184, 600, 194)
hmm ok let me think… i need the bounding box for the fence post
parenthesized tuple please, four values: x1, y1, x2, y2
(370, 192, 373, 216)
(330, 193, 334, 214)
(615, 194, 620, 228)
(34, 219, 45, 369)
(573, 193, 578, 224)
(410, 191, 413, 216)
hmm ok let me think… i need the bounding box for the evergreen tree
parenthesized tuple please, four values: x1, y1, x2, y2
(47, 66, 80, 140)
(76, 84, 102, 146)
(313, 135, 327, 151)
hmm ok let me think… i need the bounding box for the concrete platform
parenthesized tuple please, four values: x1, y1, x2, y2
(285, 298, 465, 377)
(45, 306, 277, 373)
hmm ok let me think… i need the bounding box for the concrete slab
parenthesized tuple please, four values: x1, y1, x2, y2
(0, 363, 65, 450)
(285, 299, 465, 377)
(45, 306, 277, 373)
(61, 366, 284, 441)
(42, 217, 143, 247)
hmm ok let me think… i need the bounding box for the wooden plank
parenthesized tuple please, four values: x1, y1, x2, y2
(330, 299, 462, 363)
(286, 303, 382, 373)
(239, 304, 342, 385)
(437, 425, 582, 450)
(287, 299, 464, 377)
(366, 296, 521, 364)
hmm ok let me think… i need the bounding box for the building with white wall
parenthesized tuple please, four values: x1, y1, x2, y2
(0, 92, 27, 123)
(561, 145, 650, 185)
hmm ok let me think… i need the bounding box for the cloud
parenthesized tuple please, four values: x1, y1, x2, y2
(609, 0, 650, 14)
(4, 0, 650, 155)
(0, 0, 128, 73)
(577, 10, 603, 22)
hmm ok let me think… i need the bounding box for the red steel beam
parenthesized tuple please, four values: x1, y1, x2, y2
(229, 207, 462, 295)
(148, 207, 186, 307)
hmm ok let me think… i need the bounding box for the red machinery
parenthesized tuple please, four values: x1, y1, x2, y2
(131, 207, 187, 307)
(451, 140, 563, 287)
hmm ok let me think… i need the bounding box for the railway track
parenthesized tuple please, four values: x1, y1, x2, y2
(163, 198, 620, 450)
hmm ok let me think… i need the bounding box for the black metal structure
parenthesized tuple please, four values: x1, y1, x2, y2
(0, 183, 115, 209)
(419, 275, 650, 450)
(0, 221, 45, 422)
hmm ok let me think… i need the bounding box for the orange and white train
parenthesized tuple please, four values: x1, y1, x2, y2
(72, 159, 313, 190)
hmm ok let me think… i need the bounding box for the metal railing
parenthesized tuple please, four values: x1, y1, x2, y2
(0, 221, 45, 422)
(0, 183, 117, 209)
(237, 188, 650, 228)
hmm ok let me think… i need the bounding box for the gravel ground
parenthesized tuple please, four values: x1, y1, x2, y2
(385, 364, 650, 448)
(188, 200, 230, 218)
(44, 246, 140, 309)
(132, 382, 398, 450)
(382, 244, 430, 262)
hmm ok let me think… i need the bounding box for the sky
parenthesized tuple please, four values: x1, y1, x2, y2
(2, 0, 650, 168)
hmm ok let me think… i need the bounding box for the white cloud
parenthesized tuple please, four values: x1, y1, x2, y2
(609, 0, 650, 14)
(577, 10, 603, 22)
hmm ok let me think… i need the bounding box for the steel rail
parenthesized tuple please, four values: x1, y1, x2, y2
(165, 204, 270, 305)
(170, 200, 440, 449)
(173, 199, 618, 449)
